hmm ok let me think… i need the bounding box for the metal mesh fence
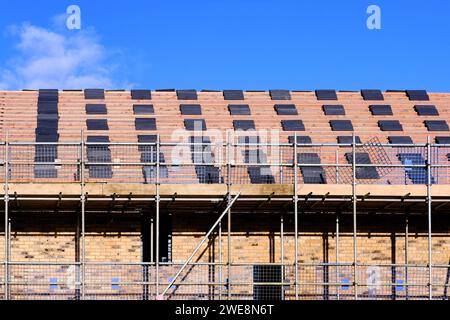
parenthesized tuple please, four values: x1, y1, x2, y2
(8, 144, 80, 183)
(85, 263, 154, 300)
(0, 141, 448, 185)
(432, 146, 450, 185)
(161, 263, 224, 300)
(229, 144, 294, 185)
(356, 265, 429, 300)
(1, 263, 449, 300)
(9, 263, 81, 300)
(297, 145, 347, 184)
(293, 264, 356, 300)
(432, 265, 450, 300)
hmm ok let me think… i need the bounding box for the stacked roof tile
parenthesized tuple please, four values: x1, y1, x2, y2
(1, 88, 449, 184)
(3, 89, 448, 144)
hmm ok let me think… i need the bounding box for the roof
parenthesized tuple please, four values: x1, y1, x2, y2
(1, 89, 449, 144)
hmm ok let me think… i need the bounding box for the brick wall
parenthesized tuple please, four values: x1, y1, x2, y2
(10, 213, 76, 262)
(0, 211, 448, 265)
(85, 214, 141, 263)
(171, 212, 450, 265)
(2, 212, 142, 263)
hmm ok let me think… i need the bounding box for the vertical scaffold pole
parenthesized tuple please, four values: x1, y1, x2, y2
(293, 132, 299, 299)
(226, 132, 232, 299)
(405, 211, 409, 299)
(336, 212, 340, 300)
(80, 131, 86, 300)
(218, 220, 222, 300)
(4, 132, 10, 300)
(218, 141, 223, 299)
(280, 214, 284, 265)
(150, 217, 154, 264)
(280, 214, 284, 300)
(352, 133, 358, 300)
(156, 135, 161, 296)
(426, 136, 433, 300)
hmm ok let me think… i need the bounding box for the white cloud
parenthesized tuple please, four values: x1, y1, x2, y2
(0, 23, 123, 90)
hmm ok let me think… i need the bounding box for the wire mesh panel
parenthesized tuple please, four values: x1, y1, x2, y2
(326, 264, 355, 300)
(341, 146, 382, 184)
(84, 263, 154, 300)
(356, 265, 430, 300)
(333, 144, 353, 184)
(85, 143, 113, 180)
(188, 138, 224, 184)
(84, 144, 138, 183)
(357, 265, 407, 300)
(225, 264, 295, 300)
(9, 263, 81, 300)
(432, 265, 450, 300)
(8, 144, 80, 183)
(228, 265, 254, 300)
(352, 144, 430, 185)
(402, 266, 430, 300)
(0, 140, 448, 185)
(161, 263, 223, 300)
(278, 264, 296, 300)
(159, 143, 225, 185)
(228, 264, 256, 300)
(159, 143, 204, 185)
(1, 263, 447, 300)
(395, 147, 431, 185)
(298, 264, 355, 300)
(140, 144, 169, 184)
(230, 144, 293, 185)
(363, 138, 394, 178)
(297, 146, 345, 184)
(253, 265, 284, 300)
(432, 145, 450, 185)
(331, 142, 432, 185)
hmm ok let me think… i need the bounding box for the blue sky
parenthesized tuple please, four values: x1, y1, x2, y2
(0, 0, 449, 91)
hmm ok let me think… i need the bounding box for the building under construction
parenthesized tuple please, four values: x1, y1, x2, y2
(0, 88, 449, 300)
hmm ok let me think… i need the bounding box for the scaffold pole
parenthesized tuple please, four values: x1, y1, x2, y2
(80, 131, 86, 300)
(405, 210, 409, 299)
(280, 214, 284, 266)
(352, 133, 358, 300)
(218, 220, 222, 300)
(336, 211, 340, 300)
(226, 131, 232, 299)
(294, 132, 299, 299)
(4, 132, 10, 300)
(156, 135, 161, 296)
(427, 135, 433, 300)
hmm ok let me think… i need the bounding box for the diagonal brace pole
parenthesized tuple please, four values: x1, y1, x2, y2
(161, 192, 241, 297)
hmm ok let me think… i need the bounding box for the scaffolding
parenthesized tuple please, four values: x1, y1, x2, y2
(1, 133, 450, 300)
